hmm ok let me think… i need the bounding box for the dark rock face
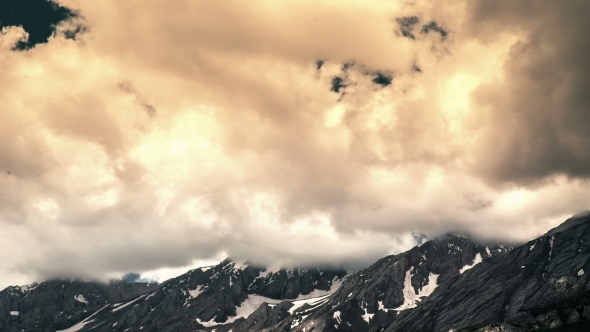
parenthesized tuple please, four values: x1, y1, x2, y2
(268, 215, 590, 332)
(72, 260, 347, 332)
(234, 234, 510, 332)
(0, 279, 157, 332)
(380, 214, 590, 332)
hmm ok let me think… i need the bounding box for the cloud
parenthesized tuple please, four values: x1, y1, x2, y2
(465, 0, 590, 185)
(0, 0, 83, 50)
(421, 21, 448, 40)
(0, 0, 588, 288)
(396, 16, 420, 40)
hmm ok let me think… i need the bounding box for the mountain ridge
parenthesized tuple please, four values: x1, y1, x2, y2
(235, 233, 511, 332)
(0, 278, 158, 332)
(3, 215, 590, 332)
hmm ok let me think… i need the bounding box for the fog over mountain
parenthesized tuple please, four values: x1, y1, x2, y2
(0, 0, 589, 289)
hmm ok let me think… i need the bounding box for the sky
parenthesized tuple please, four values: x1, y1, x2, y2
(0, 0, 589, 288)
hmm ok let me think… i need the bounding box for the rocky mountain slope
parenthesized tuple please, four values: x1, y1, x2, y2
(69, 260, 347, 332)
(233, 234, 510, 331)
(5, 213, 590, 332)
(0, 279, 158, 332)
(382, 213, 590, 332)
(240, 213, 590, 332)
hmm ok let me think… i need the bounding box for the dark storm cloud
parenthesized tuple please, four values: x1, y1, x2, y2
(421, 21, 448, 40)
(0, 0, 80, 50)
(330, 76, 347, 93)
(63, 24, 88, 41)
(371, 71, 393, 87)
(342, 61, 355, 72)
(466, 0, 590, 186)
(316, 60, 324, 70)
(329, 60, 394, 91)
(396, 16, 420, 40)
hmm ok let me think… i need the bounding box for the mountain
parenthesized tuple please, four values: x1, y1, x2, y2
(244, 214, 590, 332)
(0, 279, 158, 332)
(381, 213, 590, 332)
(232, 234, 511, 331)
(4, 213, 590, 332)
(68, 260, 348, 332)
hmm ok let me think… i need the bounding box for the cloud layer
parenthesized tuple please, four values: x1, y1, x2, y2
(0, 0, 588, 288)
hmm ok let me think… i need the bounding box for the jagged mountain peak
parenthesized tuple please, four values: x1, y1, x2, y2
(381, 213, 590, 332)
(6, 216, 590, 332)
(230, 233, 514, 332)
(0, 278, 158, 332)
(347, 233, 508, 299)
(50, 259, 348, 332)
(230, 216, 589, 332)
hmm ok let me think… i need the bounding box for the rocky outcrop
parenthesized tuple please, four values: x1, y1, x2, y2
(381, 214, 590, 332)
(0, 279, 157, 332)
(233, 215, 590, 332)
(236, 234, 511, 332)
(73, 260, 347, 332)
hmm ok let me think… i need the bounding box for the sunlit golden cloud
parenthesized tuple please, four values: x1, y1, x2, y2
(0, 0, 588, 287)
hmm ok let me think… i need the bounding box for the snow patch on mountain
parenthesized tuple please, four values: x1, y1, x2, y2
(196, 317, 218, 327)
(56, 305, 109, 332)
(144, 291, 156, 300)
(74, 295, 88, 304)
(112, 294, 147, 312)
(394, 267, 439, 311)
(289, 278, 343, 301)
(378, 300, 394, 312)
(193, 294, 295, 327)
(290, 315, 309, 329)
(188, 286, 204, 299)
(459, 253, 483, 274)
(289, 295, 332, 330)
(288, 294, 331, 314)
(361, 301, 374, 323)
